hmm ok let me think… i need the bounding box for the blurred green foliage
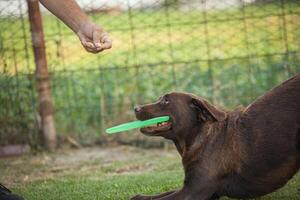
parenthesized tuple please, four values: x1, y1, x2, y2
(0, 2, 299, 145)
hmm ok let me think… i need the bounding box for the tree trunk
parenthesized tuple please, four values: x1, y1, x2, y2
(27, 0, 56, 150)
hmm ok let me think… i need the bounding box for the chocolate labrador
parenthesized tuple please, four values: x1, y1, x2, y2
(131, 73, 300, 200)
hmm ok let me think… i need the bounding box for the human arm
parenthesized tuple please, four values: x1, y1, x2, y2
(39, 0, 112, 53)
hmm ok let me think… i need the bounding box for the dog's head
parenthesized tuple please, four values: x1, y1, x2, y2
(134, 92, 226, 139)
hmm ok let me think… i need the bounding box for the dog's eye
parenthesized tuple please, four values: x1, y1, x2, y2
(161, 98, 169, 105)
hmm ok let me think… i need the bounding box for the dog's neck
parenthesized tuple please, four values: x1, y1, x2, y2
(175, 110, 245, 174)
(172, 122, 219, 157)
(172, 120, 230, 172)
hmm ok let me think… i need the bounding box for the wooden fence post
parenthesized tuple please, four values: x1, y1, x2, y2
(27, 0, 56, 150)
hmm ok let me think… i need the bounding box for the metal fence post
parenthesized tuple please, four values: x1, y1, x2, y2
(27, 0, 56, 150)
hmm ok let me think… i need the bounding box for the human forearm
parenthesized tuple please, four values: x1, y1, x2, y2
(39, 0, 89, 33)
(40, 0, 111, 53)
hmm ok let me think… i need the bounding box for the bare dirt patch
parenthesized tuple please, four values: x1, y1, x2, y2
(0, 145, 179, 187)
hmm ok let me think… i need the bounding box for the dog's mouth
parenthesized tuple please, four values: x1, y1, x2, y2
(140, 120, 172, 135)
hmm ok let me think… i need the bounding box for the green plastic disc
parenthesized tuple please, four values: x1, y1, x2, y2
(106, 116, 170, 134)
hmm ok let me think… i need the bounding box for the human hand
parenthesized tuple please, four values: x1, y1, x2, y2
(77, 22, 112, 53)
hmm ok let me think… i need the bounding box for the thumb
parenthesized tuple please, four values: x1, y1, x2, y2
(93, 28, 102, 48)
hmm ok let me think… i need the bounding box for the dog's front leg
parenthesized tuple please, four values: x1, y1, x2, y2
(131, 190, 177, 200)
(154, 184, 216, 200)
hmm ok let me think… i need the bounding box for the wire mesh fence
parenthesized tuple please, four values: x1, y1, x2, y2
(0, 0, 300, 146)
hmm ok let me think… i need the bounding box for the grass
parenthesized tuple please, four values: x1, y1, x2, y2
(1, 146, 298, 200)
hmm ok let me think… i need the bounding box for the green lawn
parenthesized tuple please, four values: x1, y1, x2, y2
(1, 146, 299, 200)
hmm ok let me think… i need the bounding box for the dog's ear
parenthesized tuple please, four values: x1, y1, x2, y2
(190, 96, 226, 122)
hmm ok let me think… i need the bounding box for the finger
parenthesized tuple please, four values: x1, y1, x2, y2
(83, 41, 95, 49)
(78, 31, 96, 49)
(100, 33, 112, 49)
(81, 41, 95, 49)
(83, 39, 104, 53)
(93, 28, 102, 48)
(101, 42, 112, 50)
(84, 44, 96, 52)
(85, 46, 103, 54)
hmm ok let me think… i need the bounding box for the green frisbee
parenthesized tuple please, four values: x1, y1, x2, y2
(106, 116, 170, 134)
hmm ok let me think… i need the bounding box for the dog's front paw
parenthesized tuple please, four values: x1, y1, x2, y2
(130, 194, 151, 200)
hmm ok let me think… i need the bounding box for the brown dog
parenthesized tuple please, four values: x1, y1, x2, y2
(131, 74, 300, 200)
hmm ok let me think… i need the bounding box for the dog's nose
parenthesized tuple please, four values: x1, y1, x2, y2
(134, 106, 142, 113)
